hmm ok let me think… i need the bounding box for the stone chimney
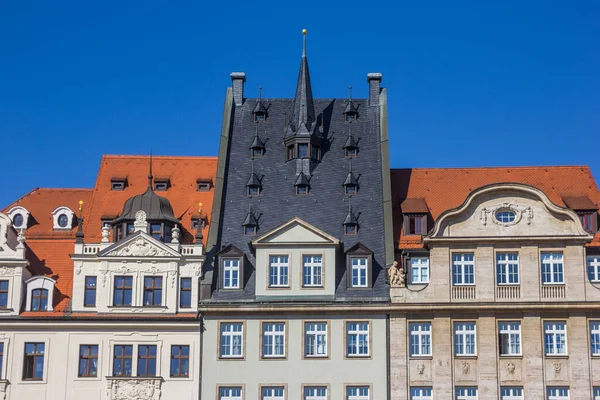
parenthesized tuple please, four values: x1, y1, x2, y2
(367, 73, 382, 107)
(230, 72, 246, 107)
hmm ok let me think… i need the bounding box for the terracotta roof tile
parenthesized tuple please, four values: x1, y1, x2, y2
(562, 196, 598, 210)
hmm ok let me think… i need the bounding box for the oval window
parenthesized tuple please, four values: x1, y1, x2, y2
(58, 214, 69, 228)
(13, 213, 24, 228)
(495, 210, 516, 223)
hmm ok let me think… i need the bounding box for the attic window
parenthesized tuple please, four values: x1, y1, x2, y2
(296, 186, 308, 195)
(404, 214, 426, 235)
(255, 114, 265, 122)
(244, 226, 257, 236)
(578, 211, 597, 233)
(111, 178, 127, 191)
(251, 148, 264, 159)
(345, 114, 356, 122)
(345, 185, 357, 196)
(298, 144, 309, 158)
(197, 180, 211, 192)
(248, 186, 260, 197)
(345, 148, 357, 158)
(345, 224, 357, 235)
(154, 179, 170, 192)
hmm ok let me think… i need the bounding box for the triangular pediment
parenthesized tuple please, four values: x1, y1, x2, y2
(253, 217, 339, 246)
(98, 231, 181, 258)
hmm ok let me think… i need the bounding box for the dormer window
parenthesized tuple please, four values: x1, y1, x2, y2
(344, 172, 359, 196)
(345, 243, 373, 289)
(345, 224, 357, 235)
(562, 196, 598, 233)
(217, 244, 245, 290)
(244, 226, 257, 236)
(578, 211, 597, 233)
(31, 289, 48, 311)
(405, 214, 427, 235)
(7, 206, 30, 230)
(197, 180, 212, 192)
(345, 148, 357, 158)
(51, 206, 75, 230)
(343, 207, 359, 235)
(111, 177, 127, 191)
(296, 186, 308, 195)
(250, 133, 265, 159)
(345, 186, 357, 196)
(254, 114, 265, 122)
(345, 113, 356, 122)
(242, 209, 259, 236)
(253, 92, 268, 122)
(154, 178, 170, 192)
(311, 145, 321, 160)
(25, 276, 55, 312)
(295, 173, 310, 195)
(251, 148, 264, 159)
(13, 214, 24, 228)
(246, 173, 261, 197)
(286, 142, 322, 161)
(343, 135, 359, 159)
(248, 186, 260, 197)
(298, 144, 308, 158)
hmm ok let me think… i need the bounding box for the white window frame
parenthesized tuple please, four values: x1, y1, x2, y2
(501, 387, 524, 400)
(268, 255, 289, 287)
(498, 322, 521, 356)
(452, 253, 475, 285)
(544, 321, 567, 356)
(304, 322, 327, 357)
(262, 322, 285, 358)
(496, 253, 519, 285)
(410, 257, 430, 284)
(541, 252, 564, 284)
(410, 387, 432, 399)
(546, 387, 569, 400)
(591, 321, 600, 356)
(588, 256, 600, 283)
(454, 322, 477, 356)
(351, 257, 368, 288)
(262, 386, 285, 400)
(223, 259, 240, 289)
(455, 387, 478, 400)
(51, 206, 75, 230)
(409, 322, 432, 357)
(219, 387, 243, 400)
(346, 321, 370, 357)
(347, 386, 370, 400)
(219, 323, 243, 358)
(304, 386, 327, 400)
(302, 255, 323, 287)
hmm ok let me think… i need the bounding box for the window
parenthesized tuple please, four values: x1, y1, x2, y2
(113, 276, 133, 306)
(84, 276, 97, 307)
(409, 322, 432, 356)
(452, 253, 475, 285)
(244, 226, 257, 236)
(455, 387, 478, 400)
(137, 345, 157, 377)
(150, 223, 162, 240)
(287, 145, 294, 160)
(351, 257, 368, 287)
(23, 343, 45, 380)
(0, 280, 8, 308)
(302, 255, 322, 287)
(248, 186, 260, 196)
(13, 213, 24, 228)
(180, 278, 192, 308)
(501, 387, 523, 400)
(0, 343, 4, 379)
(170, 345, 190, 377)
(311, 145, 321, 160)
(346, 113, 356, 122)
(196, 180, 211, 192)
(31, 288, 48, 311)
(345, 185, 357, 196)
(499, 322, 521, 356)
(58, 214, 69, 228)
(304, 322, 327, 357)
(594, 387, 600, 400)
(454, 322, 477, 356)
(544, 321, 567, 355)
(410, 387, 432, 400)
(220, 323, 243, 358)
(407, 215, 426, 235)
(547, 387, 569, 400)
(591, 321, 600, 355)
(298, 144, 308, 158)
(496, 253, 519, 285)
(111, 179, 126, 190)
(345, 224, 357, 235)
(262, 387, 285, 399)
(262, 322, 285, 358)
(541, 252, 564, 284)
(219, 387, 242, 400)
(410, 258, 429, 284)
(579, 212, 595, 233)
(588, 256, 600, 282)
(296, 185, 308, 195)
(251, 148, 264, 158)
(269, 256, 289, 287)
(347, 386, 369, 400)
(112, 345, 133, 376)
(223, 259, 240, 289)
(496, 210, 516, 223)
(78, 345, 98, 377)
(143, 276, 162, 307)
(345, 147, 357, 158)
(154, 179, 169, 191)
(304, 386, 327, 400)
(346, 321, 369, 357)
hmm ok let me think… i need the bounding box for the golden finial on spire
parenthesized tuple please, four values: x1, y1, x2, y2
(78, 200, 84, 215)
(302, 29, 307, 56)
(302, 29, 307, 34)
(198, 202, 203, 214)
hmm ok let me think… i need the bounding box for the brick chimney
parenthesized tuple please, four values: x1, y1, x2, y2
(230, 72, 246, 107)
(367, 73, 382, 107)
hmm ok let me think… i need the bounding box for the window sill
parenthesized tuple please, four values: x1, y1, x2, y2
(301, 286, 324, 289)
(544, 354, 569, 359)
(261, 356, 287, 361)
(454, 355, 478, 359)
(303, 355, 329, 360)
(21, 378, 45, 384)
(499, 354, 523, 359)
(409, 355, 433, 360)
(218, 356, 245, 361)
(267, 286, 291, 290)
(345, 354, 371, 359)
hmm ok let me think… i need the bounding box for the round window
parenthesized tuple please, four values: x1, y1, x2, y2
(495, 210, 516, 223)
(58, 214, 69, 228)
(13, 213, 24, 228)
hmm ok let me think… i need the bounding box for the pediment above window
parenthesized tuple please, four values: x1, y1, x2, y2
(216, 243, 245, 257)
(98, 231, 181, 259)
(252, 217, 340, 246)
(345, 242, 373, 256)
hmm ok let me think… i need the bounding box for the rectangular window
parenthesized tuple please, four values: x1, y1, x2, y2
(409, 322, 432, 356)
(298, 143, 308, 158)
(143, 276, 162, 307)
(496, 253, 519, 285)
(579, 212, 595, 233)
(410, 387, 433, 400)
(154, 181, 168, 191)
(262, 386, 285, 399)
(588, 256, 600, 282)
(111, 180, 125, 190)
(304, 322, 327, 357)
(452, 253, 475, 285)
(223, 259, 240, 289)
(23, 342, 45, 380)
(347, 386, 369, 400)
(31, 288, 48, 311)
(78, 345, 98, 377)
(410, 258, 430, 284)
(346, 321, 369, 357)
(0, 342, 4, 379)
(455, 387, 478, 400)
(501, 387, 524, 400)
(220, 323, 243, 358)
(591, 321, 600, 355)
(112, 345, 133, 376)
(113, 276, 133, 306)
(594, 387, 600, 400)
(302, 255, 323, 287)
(351, 257, 368, 287)
(287, 145, 294, 160)
(407, 215, 426, 235)
(269, 255, 289, 287)
(544, 321, 567, 355)
(137, 345, 157, 377)
(180, 278, 192, 308)
(150, 223, 161, 241)
(547, 387, 569, 400)
(304, 386, 327, 400)
(541, 252, 564, 284)
(262, 322, 285, 358)
(84, 276, 97, 307)
(499, 322, 521, 356)
(219, 387, 242, 400)
(196, 180, 211, 192)
(454, 322, 477, 356)
(0, 280, 8, 308)
(170, 345, 190, 377)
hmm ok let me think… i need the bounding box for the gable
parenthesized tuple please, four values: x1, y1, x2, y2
(98, 231, 181, 258)
(253, 218, 339, 246)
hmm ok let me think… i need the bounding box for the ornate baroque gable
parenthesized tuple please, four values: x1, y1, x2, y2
(98, 231, 181, 258)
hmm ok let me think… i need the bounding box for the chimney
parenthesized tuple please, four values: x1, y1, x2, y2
(367, 73, 382, 106)
(230, 72, 246, 107)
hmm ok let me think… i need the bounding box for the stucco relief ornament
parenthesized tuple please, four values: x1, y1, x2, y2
(169, 270, 177, 288)
(108, 238, 170, 257)
(461, 361, 470, 375)
(75, 265, 82, 275)
(417, 364, 425, 374)
(480, 203, 533, 226)
(0, 267, 12, 276)
(553, 362, 562, 373)
(506, 362, 515, 374)
(110, 378, 161, 400)
(148, 266, 159, 275)
(387, 261, 406, 287)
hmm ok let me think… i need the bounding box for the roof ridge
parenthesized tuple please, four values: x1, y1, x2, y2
(392, 165, 591, 172)
(101, 154, 218, 160)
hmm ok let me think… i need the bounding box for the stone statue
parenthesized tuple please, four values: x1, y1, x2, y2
(387, 261, 406, 287)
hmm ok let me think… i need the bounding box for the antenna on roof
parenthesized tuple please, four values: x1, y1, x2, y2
(148, 150, 153, 189)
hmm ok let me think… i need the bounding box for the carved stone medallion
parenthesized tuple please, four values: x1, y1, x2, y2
(107, 238, 170, 257)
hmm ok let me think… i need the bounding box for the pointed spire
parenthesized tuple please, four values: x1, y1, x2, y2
(343, 124, 359, 153)
(253, 86, 268, 118)
(290, 29, 315, 134)
(344, 86, 359, 120)
(343, 200, 359, 226)
(148, 151, 154, 189)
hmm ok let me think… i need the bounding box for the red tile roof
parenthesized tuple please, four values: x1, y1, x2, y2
(391, 166, 600, 250)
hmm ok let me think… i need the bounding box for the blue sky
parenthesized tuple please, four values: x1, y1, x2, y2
(1, 1, 599, 207)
